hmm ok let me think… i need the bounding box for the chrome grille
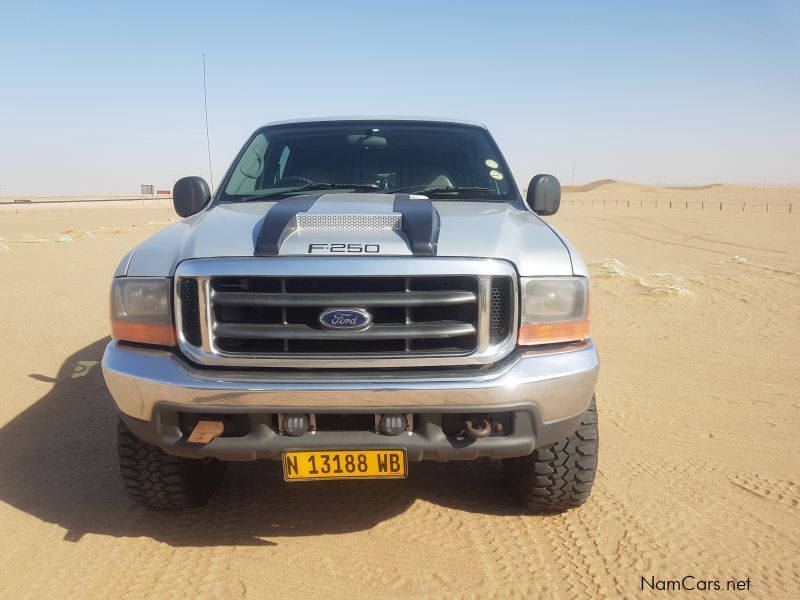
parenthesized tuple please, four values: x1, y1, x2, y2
(209, 276, 479, 355)
(174, 257, 518, 368)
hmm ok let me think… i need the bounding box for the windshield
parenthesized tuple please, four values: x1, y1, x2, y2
(217, 121, 519, 202)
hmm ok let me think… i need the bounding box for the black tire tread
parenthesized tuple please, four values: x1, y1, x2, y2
(504, 396, 598, 512)
(117, 420, 225, 510)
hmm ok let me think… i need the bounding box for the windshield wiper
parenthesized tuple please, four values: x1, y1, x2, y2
(237, 182, 381, 202)
(386, 185, 498, 196)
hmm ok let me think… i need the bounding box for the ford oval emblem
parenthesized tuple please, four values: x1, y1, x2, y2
(319, 308, 372, 331)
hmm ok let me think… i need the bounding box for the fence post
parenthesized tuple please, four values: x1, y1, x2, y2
(669, 201, 672, 209)
(627, 200, 630, 207)
(685, 201, 688, 209)
(767, 203, 769, 212)
(790, 204, 793, 214)
(702, 202, 704, 210)
(719, 202, 722, 211)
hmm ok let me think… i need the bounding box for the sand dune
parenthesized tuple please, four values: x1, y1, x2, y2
(0, 189, 797, 598)
(562, 179, 799, 195)
(561, 179, 658, 193)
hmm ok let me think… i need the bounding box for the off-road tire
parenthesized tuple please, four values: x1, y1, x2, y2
(117, 420, 226, 510)
(503, 396, 598, 512)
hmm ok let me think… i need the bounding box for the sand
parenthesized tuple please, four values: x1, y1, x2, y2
(0, 187, 797, 599)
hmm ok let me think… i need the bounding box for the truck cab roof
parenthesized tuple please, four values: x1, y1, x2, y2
(261, 116, 487, 129)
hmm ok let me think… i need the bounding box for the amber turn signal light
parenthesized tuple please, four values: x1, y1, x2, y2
(518, 319, 591, 345)
(111, 321, 176, 346)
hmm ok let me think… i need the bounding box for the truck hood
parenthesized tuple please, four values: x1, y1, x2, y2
(121, 193, 581, 277)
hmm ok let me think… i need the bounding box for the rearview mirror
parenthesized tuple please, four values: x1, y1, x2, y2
(525, 174, 561, 216)
(347, 133, 387, 147)
(173, 176, 211, 218)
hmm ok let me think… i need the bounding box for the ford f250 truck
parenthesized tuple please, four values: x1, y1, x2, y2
(102, 117, 599, 511)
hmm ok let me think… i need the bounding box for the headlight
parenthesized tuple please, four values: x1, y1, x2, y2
(519, 277, 590, 345)
(110, 278, 175, 346)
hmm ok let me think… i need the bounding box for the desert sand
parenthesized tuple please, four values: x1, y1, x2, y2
(0, 186, 798, 599)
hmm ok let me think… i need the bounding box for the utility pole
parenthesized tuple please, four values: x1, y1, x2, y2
(571, 162, 576, 185)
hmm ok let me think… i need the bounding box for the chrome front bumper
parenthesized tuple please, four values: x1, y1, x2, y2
(102, 340, 599, 460)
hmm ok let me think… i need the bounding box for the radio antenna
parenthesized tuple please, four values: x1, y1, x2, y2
(202, 53, 214, 193)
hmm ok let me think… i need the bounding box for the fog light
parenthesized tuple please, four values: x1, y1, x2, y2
(283, 414, 309, 437)
(379, 414, 407, 436)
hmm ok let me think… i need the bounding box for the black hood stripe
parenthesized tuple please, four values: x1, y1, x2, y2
(254, 193, 440, 256)
(254, 195, 321, 256)
(392, 194, 440, 256)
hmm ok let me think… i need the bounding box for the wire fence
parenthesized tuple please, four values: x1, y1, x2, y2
(0, 200, 174, 216)
(565, 197, 794, 213)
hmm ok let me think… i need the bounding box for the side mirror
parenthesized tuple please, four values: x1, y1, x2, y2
(525, 174, 561, 216)
(173, 176, 211, 218)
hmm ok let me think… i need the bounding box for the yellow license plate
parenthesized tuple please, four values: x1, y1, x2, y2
(283, 449, 407, 481)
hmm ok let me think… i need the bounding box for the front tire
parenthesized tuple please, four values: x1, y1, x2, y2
(117, 420, 226, 510)
(503, 396, 598, 512)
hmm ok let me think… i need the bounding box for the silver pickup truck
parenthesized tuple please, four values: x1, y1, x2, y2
(102, 117, 599, 512)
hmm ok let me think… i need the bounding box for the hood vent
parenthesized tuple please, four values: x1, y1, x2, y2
(295, 213, 401, 230)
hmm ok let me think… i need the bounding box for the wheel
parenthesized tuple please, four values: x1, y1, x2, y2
(117, 420, 226, 510)
(503, 396, 598, 512)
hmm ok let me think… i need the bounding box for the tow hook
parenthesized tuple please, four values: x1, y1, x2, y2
(463, 418, 492, 439)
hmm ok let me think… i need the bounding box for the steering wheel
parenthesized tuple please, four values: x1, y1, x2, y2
(278, 175, 315, 186)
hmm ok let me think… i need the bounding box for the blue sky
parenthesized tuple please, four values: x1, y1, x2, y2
(1, 0, 798, 195)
